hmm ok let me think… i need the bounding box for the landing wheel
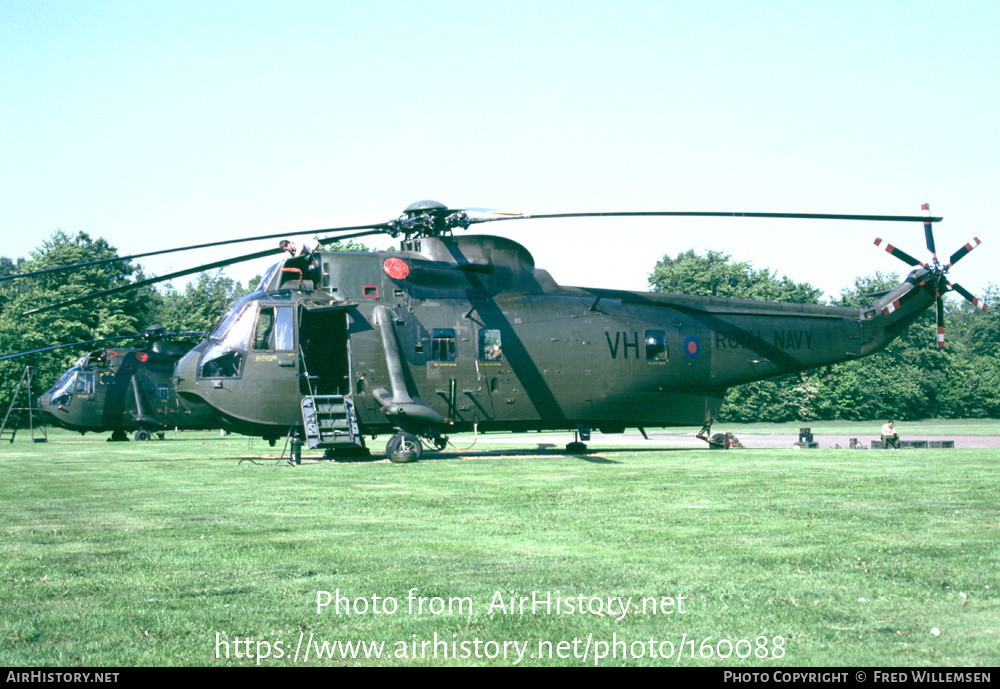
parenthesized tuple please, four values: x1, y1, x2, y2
(109, 429, 128, 442)
(433, 436, 448, 451)
(387, 432, 422, 463)
(566, 441, 588, 454)
(134, 429, 152, 442)
(709, 432, 729, 449)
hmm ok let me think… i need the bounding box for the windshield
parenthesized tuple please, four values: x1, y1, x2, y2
(208, 294, 261, 341)
(200, 298, 259, 378)
(255, 262, 283, 293)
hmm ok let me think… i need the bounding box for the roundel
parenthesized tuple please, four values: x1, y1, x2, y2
(684, 336, 700, 360)
(383, 257, 410, 280)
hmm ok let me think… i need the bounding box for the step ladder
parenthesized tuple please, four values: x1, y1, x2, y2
(0, 366, 47, 444)
(300, 395, 361, 450)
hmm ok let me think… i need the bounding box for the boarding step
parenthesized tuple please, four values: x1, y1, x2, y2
(300, 395, 361, 449)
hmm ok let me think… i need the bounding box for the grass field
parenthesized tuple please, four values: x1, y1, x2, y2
(1, 424, 998, 667)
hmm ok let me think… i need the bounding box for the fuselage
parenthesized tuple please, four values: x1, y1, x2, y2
(37, 343, 218, 436)
(173, 234, 936, 442)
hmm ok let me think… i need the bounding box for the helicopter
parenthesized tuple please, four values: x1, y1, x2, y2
(0, 325, 218, 441)
(17, 201, 988, 461)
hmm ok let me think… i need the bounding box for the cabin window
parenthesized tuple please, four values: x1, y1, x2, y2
(253, 306, 294, 351)
(645, 330, 668, 361)
(431, 329, 457, 362)
(479, 329, 503, 361)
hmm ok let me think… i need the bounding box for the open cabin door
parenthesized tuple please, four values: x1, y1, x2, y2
(298, 301, 352, 396)
(297, 300, 362, 451)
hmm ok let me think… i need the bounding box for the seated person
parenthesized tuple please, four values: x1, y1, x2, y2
(881, 420, 900, 449)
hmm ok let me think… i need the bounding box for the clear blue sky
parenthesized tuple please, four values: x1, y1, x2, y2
(2, 0, 997, 303)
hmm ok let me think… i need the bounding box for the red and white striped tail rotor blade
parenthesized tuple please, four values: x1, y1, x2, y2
(874, 237, 924, 267)
(922, 203, 939, 264)
(949, 282, 989, 313)
(947, 237, 982, 268)
(936, 294, 945, 348)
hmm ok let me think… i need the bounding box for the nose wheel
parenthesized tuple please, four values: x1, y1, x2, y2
(386, 432, 422, 463)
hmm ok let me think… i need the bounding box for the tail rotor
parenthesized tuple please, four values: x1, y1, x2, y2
(875, 203, 989, 348)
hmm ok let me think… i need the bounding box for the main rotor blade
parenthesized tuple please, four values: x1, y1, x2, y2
(0, 336, 134, 362)
(480, 210, 943, 224)
(163, 331, 207, 339)
(0, 221, 393, 283)
(5, 207, 940, 282)
(873, 238, 924, 267)
(23, 228, 385, 316)
(7, 203, 944, 295)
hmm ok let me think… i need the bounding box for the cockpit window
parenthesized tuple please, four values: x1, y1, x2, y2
(74, 372, 95, 394)
(200, 300, 258, 378)
(50, 368, 79, 404)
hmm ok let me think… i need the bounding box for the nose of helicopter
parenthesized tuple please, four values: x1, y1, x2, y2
(34, 390, 64, 428)
(173, 344, 204, 401)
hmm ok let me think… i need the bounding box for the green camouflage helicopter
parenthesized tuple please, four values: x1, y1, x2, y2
(0, 325, 218, 441)
(20, 202, 988, 461)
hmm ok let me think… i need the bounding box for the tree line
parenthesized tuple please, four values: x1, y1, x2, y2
(1, 231, 997, 424)
(0, 231, 250, 416)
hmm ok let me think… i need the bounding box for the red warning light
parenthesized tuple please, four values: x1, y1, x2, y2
(383, 257, 410, 280)
(136, 352, 149, 362)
